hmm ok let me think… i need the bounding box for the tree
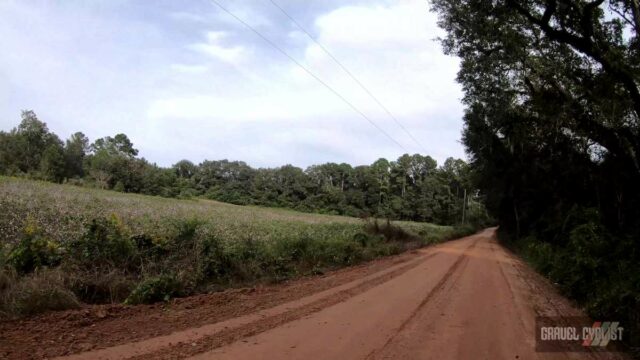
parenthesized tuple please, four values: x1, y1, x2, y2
(39, 141, 65, 182)
(173, 160, 197, 179)
(91, 134, 138, 158)
(64, 132, 89, 178)
(431, 0, 640, 233)
(86, 134, 141, 190)
(14, 110, 56, 173)
(431, 0, 639, 346)
(0, 131, 20, 175)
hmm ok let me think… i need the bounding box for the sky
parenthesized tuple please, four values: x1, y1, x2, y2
(0, 0, 465, 169)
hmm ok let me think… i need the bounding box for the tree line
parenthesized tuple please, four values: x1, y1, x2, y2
(0, 110, 488, 226)
(431, 0, 640, 348)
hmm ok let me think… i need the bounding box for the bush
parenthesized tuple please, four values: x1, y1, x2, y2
(0, 243, 7, 269)
(7, 220, 61, 274)
(125, 274, 184, 305)
(505, 208, 640, 351)
(365, 219, 420, 243)
(66, 214, 135, 271)
(0, 269, 80, 318)
(196, 234, 232, 281)
(67, 270, 134, 304)
(223, 238, 270, 282)
(113, 181, 125, 192)
(172, 218, 203, 243)
(0, 268, 12, 293)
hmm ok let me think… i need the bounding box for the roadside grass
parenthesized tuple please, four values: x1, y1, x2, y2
(0, 176, 476, 318)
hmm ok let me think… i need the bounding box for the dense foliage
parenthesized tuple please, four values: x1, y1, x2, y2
(431, 0, 640, 350)
(0, 111, 489, 226)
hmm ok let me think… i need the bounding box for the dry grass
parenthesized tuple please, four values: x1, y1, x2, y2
(0, 268, 80, 318)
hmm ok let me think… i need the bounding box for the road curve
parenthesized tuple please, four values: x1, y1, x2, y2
(45, 229, 624, 359)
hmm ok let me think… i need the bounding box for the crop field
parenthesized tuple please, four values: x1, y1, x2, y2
(0, 176, 472, 318)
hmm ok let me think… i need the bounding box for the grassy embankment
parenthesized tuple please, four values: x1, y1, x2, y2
(0, 176, 475, 318)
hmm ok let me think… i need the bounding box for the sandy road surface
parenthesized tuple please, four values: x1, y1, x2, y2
(1, 229, 626, 359)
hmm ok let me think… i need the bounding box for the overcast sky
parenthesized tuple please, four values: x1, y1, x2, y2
(0, 0, 464, 168)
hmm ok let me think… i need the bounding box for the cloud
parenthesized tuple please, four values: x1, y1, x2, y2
(188, 31, 247, 63)
(0, 0, 465, 169)
(315, 3, 435, 48)
(170, 64, 209, 74)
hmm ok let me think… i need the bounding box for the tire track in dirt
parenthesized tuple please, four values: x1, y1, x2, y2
(2, 249, 425, 360)
(172, 231, 629, 360)
(364, 237, 478, 359)
(57, 246, 446, 360)
(130, 253, 440, 360)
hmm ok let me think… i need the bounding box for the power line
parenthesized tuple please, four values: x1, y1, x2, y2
(209, 0, 409, 153)
(268, 0, 427, 154)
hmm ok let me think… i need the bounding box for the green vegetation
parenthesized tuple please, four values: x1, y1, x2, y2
(0, 109, 487, 318)
(431, 0, 640, 350)
(0, 177, 475, 317)
(0, 110, 489, 226)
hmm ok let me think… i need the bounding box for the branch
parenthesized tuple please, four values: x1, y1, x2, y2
(506, 0, 640, 119)
(632, 0, 640, 37)
(609, 4, 637, 30)
(541, 0, 556, 24)
(582, 0, 605, 38)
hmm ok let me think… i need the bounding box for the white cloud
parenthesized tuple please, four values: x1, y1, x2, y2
(170, 64, 209, 74)
(188, 30, 247, 63)
(315, 3, 435, 48)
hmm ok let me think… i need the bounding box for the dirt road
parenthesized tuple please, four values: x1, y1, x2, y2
(1, 229, 626, 359)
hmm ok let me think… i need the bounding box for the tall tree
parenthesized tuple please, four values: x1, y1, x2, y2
(64, 132, 89, 178)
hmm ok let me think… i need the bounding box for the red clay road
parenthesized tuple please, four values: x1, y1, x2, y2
(1, 228, 627, 359)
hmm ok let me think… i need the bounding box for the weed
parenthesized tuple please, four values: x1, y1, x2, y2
(7, 218, 61, 274)
(67, 214, 135, 271)
(125, 273, 183, 305)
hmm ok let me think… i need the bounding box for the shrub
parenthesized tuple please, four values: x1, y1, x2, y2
(353, 232, 384, 248)
(0, 268, 13, 293)
(505, 207, 640, 351)
(0, 243, 7, 268)
(67, 270, 134, 304)
(223, 238, 270, 282)
(196, 234, 232, 281)
(0, 269, 80, 318)
(173, 218, 203, 242)
(365, 219, 421, 243)
(125, 273, 183, 305)
(521, 237, 556, 276)
(66, 214, 135, 271)
(113, 181, 125, 192)
(320, 239, 364, 267)
(7, 220, 61, 274)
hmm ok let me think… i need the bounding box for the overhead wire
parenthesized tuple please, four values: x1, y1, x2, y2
(268, 0, 428, 154)
(210, 0, 410, 153)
